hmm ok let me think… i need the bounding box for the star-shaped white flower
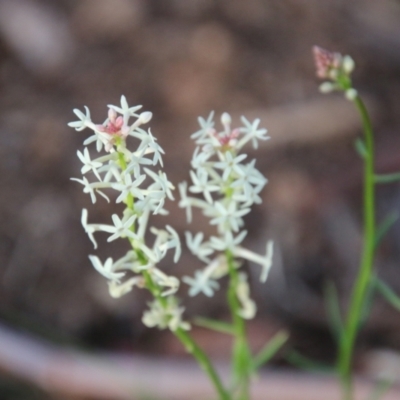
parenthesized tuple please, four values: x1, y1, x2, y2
(238, 116, 269, 149)
(214, 151, 247, 181)
(185, 231, 214, 263)
(81, 208, 97, 248)
(108, 95, 142, 125)
(233, 240, 274, 282)
(191, 111, 215, 140)
(178, 181, 193, 223)
(183, 270, 220, 297)
(70, 176, 110, 203)
(108, 276, 145, 298)
(100, 213, 137, 242)
(209, 201, 250, 232)
(77, 147, 103, 181)
(88, 255, 125, 281)
(68, 106, 94, 131)
(112, 174, 146, 203)
(145, 168, 175, 200)
(151, 267, 180, 296)
(209, 230, 247, 251)
(189, 170, 219, 203)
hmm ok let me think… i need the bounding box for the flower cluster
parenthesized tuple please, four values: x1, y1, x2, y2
(312, 45, 357, 100)
(69, 96, 186, 331)
(179, 112, 273, 319)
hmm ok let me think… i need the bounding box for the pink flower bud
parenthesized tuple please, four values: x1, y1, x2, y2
(312, 46, 341, 79)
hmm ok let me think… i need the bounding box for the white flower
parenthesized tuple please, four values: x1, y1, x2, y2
(112, 173, 146, 203)
(233, 240, 274, 282)
(81, 208, 97, 248)
(150, 267, 180, 296)
(183, 257, 226, 297)
(151, 226, 181, 263)
(142, 298, 190, 331)
(68, 106, 96, 132)
(144, 188, 167, 215)
(89, 255, 125, 282)
(238, 117, 269, 149)
(185, 231, 214, 263)
(236, 159, 267, 187)
(191, 146, 213, 171)
(209, 230, 247, 251)
(191, 111, 215, 140)
(135, 240, 158, 263)
(167, 225, 181, 263)
(125, 149, 152, 178)
(214, 152, 247, 181)
(100, 213, 137, 242)
(236, 272, 256, 319)
(140, 129, 165, 166)
(70, 176, 110, 203)
(189, 169, 219, 203)
(101, 159, 122, 183)
(108, 95, 142, 124)
(77, 147, 103, 181)
(209, 201, 250, 233)
(145, 168, 175, 200)
(183, 271, 219, 297)
(108, 276, 145, 298)
(178, 181, 193, 223)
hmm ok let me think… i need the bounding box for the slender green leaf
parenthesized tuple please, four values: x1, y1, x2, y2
(359, 276, 377, 329)
(285, 350, 334, 373)
(375, 278, 400, 312)
(252, 330, 289, 371)
(375, 212, 399, 249)
(367, 378, 392, 400)
(324, 281, 343, 341)
(375, 172, 400, 184)
(354, 137, 368, 158)
(193, 317, 235, 335)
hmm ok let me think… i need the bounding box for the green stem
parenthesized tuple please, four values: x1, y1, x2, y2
(338, 96, 376, 400)
(117, 150, 134, 210)
(143, 270, 230, 400)
(226, 250, 252, 400)
(118, 141, 229, 399)
(374, 172, 400, 184)
(175, 329, 231, 400)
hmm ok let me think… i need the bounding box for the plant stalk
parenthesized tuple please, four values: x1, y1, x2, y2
(226, 250, 252, 400)
(338, 96, 376, 400)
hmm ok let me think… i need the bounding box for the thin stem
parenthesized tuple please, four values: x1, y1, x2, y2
(118, 146, 229, 400)
(226, 250, 252, 400)
(374, 172, 400, 184)
(144, 270, 230, 400)
(175, 329, 231, 400)
(338, 96, 376, 399)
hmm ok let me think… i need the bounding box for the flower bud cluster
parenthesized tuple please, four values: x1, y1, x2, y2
(69, 96, 187, 331)
(312, 46, 357, 100)
(179, 112, 273, 319)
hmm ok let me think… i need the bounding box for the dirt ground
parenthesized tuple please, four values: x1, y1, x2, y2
(1, 0, 400, 398)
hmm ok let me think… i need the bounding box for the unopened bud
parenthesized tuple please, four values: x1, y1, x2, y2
(342, 55, 355, 74)
(108, 107, 117, 121)
(138, 111, 153, 124)
(221, 112, 231, 126)
(319, 82, 335, 93)
(345, 88, 358, 101)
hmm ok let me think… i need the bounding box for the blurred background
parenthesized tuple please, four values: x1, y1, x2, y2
(1, 0, 400, 398)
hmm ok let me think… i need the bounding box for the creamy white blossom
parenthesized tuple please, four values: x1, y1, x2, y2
(88, 255, 125, 282)
(236, 273, 256, 319)
(180, 112, 274, 316)
(69, 97, 184, 330)
(142, 298, 190, 331)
